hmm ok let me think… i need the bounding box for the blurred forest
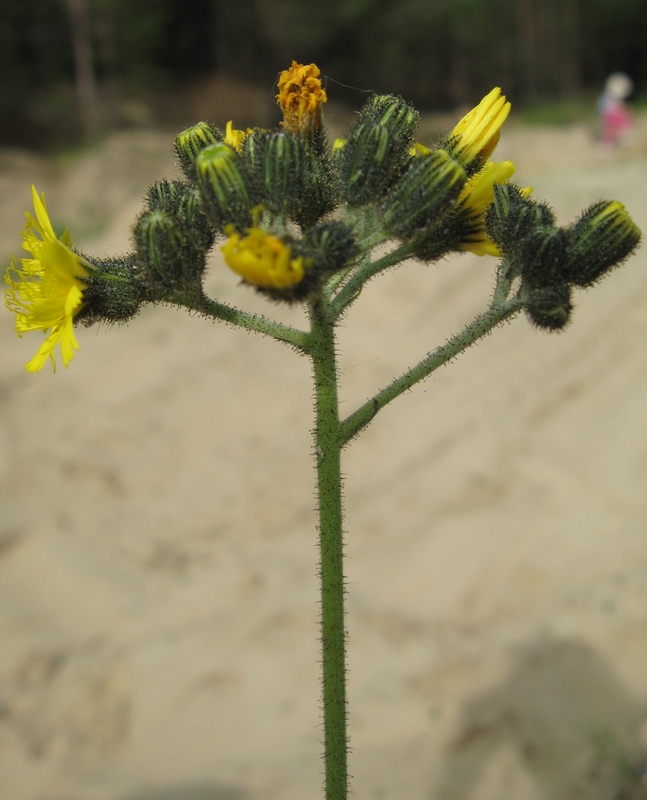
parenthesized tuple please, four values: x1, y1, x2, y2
(1, 0, 646, 149)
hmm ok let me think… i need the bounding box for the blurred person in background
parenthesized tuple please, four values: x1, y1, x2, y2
(597, 71, 635, 148)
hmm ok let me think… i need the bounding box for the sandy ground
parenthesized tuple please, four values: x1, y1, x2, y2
(1, 107, 647, 800)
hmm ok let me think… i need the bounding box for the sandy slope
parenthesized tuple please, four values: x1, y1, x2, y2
(1, 113, 647, 800)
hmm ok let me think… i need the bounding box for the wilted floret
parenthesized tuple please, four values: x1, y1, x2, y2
(276, 61, 327, 135)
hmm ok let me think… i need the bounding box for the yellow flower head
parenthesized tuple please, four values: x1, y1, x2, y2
(5, 186, 89, 372)
(276, 61, 327, 135)
(448, 88, 511, 169)
(221, 226, 306, 289)
(456, 160, 516, 255)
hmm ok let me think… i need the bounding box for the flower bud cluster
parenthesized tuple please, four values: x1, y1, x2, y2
(160, 62, 348, 302)
(142, 78, 531, 303)
(7, 63, 641, 372)
(371, 88, 518, 261)
(486, 185, 641, 330)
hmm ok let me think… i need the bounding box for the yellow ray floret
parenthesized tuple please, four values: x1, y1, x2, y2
(224, 121, 252, 154)
(449, 88, 511, 168)
(276, 61, 327, 134)
(5, 186, 89, 372)
(221, 226, 306, 289)
(457, 160, 516, 255)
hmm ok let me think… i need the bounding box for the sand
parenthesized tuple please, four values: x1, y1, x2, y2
(1, 110, 647, 800)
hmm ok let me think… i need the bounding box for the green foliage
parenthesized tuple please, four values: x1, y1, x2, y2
(2, 0, 647, 147)
(516, 99, 598, 126)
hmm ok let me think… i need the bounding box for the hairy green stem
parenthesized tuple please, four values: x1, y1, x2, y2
(178, 292, 310, 352)
(308, 290, 349, 800)
(339, 296, 523, 446)
(492, 257, 516, 306)
(177, 268, 521, 800)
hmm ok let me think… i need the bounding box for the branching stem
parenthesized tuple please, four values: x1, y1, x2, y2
(178, 292, 310, 352)
(178, 265, 522, 800)
(339, 295, 523, 446)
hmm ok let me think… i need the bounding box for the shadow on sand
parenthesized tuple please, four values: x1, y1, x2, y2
(430, 636, 647, 800)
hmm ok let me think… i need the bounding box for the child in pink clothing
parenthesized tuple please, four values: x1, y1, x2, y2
(598, 72, 634, 146)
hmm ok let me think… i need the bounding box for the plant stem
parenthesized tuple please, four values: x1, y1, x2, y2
(176, 292, 310, 352)
(308, 290, 349, 800)
(339, 296, 523, 446)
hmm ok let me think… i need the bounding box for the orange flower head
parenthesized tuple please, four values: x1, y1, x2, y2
(276, 61, 327, 135)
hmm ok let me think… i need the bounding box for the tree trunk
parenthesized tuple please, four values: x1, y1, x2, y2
(63, 0, 100, 138)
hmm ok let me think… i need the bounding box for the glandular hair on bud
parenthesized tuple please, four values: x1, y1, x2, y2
(134, 208, 205, 293)
(175, 184, 215, 253)
(194, 142, 253, 232)
(485, 184, 555, 255)
(135, 209, 184, 287)
(174, 121, 222, 179)
(243, 127, 334, 227)
(337, 123, 401, 206)
(147, 179, 186, 212)
(304, 221, 358, 275)
(251, 131, 306, 219)
(382, 149, 466, 240)
(524, 282, 572, 331)
(359, 95, 419, 145)
(76, 254, 146, 326)
(518, 226, 567, 288)
(296, 136, 337, 229)
(564, 200, 641, 287)
(147, 180, 214, 254)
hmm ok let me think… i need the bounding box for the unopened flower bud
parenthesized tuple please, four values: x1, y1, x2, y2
(518, 226, 567, 287)
(134, 208, 205, 293)
(195, 142, 253, 231)
(174, 121, 221, 179)
(564, 200, 641, 287)
(382, 149, 466, 239)
(297, 138, 337, 229)
(147, 179, 185, 212)
(304, 221, 358, 275)
(337, 123, 404, 206)
(248, 131, 306, 219)
(359, 94, 419, 147)
(485, 184, 555, 255)
(524, 282, 572, 331)
(147, 180, 215, 253)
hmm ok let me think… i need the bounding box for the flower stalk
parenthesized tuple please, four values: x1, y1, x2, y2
(308, 290, 349, 800)
(340, 291, 523, 447)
